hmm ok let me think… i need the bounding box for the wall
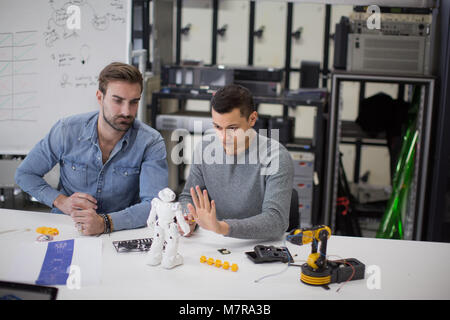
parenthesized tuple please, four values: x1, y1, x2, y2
(177, 0, 392, 188)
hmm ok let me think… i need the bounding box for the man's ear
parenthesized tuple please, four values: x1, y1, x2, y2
(96, 89, 103, 106)
(248, 111, 258, 127)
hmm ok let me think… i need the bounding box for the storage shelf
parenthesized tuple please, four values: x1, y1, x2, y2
(340, 120, 387, 146)
(154, 88, 327, 108)
(150, 88, 328, 226)
(277, 0, 437, 8)
(324, 71, 435, 240)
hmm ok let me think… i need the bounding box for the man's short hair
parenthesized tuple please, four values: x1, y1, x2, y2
(211, 84, 255, 119)
(98, 62, 143, 94)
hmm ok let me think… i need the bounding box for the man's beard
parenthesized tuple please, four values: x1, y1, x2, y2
(102, 105, 134, 132)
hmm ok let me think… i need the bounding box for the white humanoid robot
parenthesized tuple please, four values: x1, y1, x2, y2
(146, 188, 190, 269)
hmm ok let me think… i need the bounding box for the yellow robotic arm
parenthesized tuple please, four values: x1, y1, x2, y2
(287, 225, 333, 285)
(287, 225, 365, 288)
(288, 225, 331, 269)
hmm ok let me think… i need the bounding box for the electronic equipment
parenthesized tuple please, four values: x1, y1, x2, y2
(347, 33, 431, 75)
(155, 111, 213, 133)
(336, 10, 433, 76)
(233, 66, 284, 82)
(234, 80, 281, 97)
(333, 16, 351, 70)
(300, 61, 320, 88)
(161, 65, 285, 96)
(246, 245, 294, 264)
(290, 151, 315, 228)
(233, 66, 284, 97)
(349, 12, 432, 37)
(353, 6, 432, 15)
(0, 281, 58, 300)
(287, 225, 365, 287)
(284, 88, 327, 102)
(161, 65, 234, 90)
(268, 116, 295, 144)
(253, 114, 270, 135)
(113, 238, 153, 253)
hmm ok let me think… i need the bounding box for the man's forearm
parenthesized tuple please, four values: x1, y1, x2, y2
(107, 200, 151, 231)
(216, 221, 230, 236)
(15, 169, 62, 208)
(53, 194, 68, 212)
(224, 208, 287, 240)
(15, 119, 64, 208)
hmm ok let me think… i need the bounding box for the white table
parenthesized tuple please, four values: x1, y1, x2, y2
(1, 208, 450, 300)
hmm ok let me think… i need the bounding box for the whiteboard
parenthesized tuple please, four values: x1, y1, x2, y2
(0, 0, 131, 154)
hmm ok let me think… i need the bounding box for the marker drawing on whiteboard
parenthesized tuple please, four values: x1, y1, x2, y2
(43, 0, 126, 47)
(0, 31, 39, 122)
(80, 44, 90, 65)
(60, 73, 72, 88)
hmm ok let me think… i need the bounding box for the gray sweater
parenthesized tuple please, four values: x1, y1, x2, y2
(179, 132, 294, 240)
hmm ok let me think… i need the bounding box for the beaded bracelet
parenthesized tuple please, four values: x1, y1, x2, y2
(107, 214, 114, 233)
(99, 214, 111, 234)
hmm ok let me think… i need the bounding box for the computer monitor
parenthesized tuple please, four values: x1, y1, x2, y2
(0, 280, 58, 300)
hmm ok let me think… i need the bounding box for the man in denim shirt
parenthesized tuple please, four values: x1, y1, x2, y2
(15, 62, 168, 235)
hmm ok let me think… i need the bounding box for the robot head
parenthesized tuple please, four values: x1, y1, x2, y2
(158, 187, 176, 202)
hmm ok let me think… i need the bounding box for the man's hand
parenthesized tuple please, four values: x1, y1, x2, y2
(53, 193, 97, 215)
(71, 208, 104, 236)
(187, 186, 229, 236)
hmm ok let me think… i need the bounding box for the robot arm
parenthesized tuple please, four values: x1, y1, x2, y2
(147, 198, 159, 232)
(287, 225, 331, 270)
(174, 203, 190, 236)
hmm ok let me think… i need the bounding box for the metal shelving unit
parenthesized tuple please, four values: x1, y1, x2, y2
(150, 89, 328, 227)
(273, 0, 437, 7)
(324, 71, 435, 240)
(149, 0, 442, 235)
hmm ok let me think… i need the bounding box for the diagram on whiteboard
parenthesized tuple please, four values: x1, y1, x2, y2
(0, 0, 129, 153)
(44, 0, 125, 48)
(43, 0, 126, 92)
(0, 31, 40, 122)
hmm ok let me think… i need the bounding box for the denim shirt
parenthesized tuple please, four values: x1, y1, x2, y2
(15, 111, 169, 231)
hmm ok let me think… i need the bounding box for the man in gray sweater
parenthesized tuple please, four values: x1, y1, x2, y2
(178, 84, 294, 240)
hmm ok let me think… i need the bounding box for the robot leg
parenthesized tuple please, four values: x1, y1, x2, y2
(146, 223, 165, 266)
(161, 223, 183, 269)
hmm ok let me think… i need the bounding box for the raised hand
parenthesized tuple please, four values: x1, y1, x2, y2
(187, 186, 228, 235)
